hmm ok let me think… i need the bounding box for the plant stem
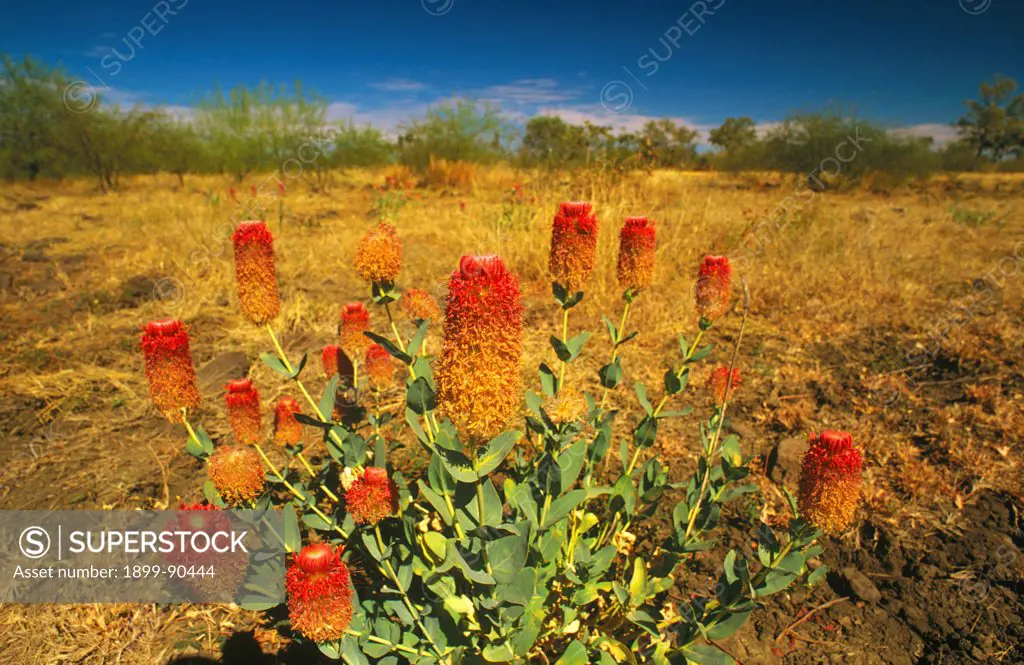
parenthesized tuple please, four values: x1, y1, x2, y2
(374, 525, 445, 659)
(253, 442, 348, 540)
(598, 298, 632, 410)
(346, 630, 431, 658)
(557, 307, 570, 386)
(682, 290, 750, 544)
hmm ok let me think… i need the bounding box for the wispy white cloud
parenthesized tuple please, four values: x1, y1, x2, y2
(889, 123, 959, 147)
(478, 78, 582, 106)
(368, 78, 429, 93)
(536, 105, 716, 141)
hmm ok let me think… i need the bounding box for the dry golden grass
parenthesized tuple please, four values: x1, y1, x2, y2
(0, 167, 1022, 662)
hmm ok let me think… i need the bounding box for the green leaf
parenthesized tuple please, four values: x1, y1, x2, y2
(417, 480, 452, 524)
(599, 358, 623, 389)
(486, 526, 530, 584)
(634, 382, 653, 414)
(543, 489, 586, 528)
(406, 320, 429, 359)
(406, 376, 436, 414)
(475, 430, 522, 476)
(627, 558, 647, 607)
(539, 363, 559, 397)
(678, 334, 689, 358)
(282, 505, 301, 553)
(365, 331, 413, 364)
(633, 415, 658, 448)
(483, 644, 516, 662)
(687, 343, 715, 363)
(422, 531, 447, 561)
(755, 569, 798, 597)
(807, 564, 829, 586)
(436, 446, 478, 483)
(602, 315, 618, 343)
(259, 352, 291, 377)
(301, 513, 332, 531)
(706, 609, 752, 640)
(319, 375, 340, 422)
(682, 643, 734, 665)
(555, 641, 588, 665)
(558, 439, 587, 492)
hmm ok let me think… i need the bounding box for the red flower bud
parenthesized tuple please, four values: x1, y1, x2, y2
(695, 255, 732, 320)
(225, 378, 261, 444)
(436, 255, 523, 441)
(321, 344, 340, 377)
(798, 430, 863, 533)
(232, 221, 280, 325)
(549, 202, 599, 292)
(140, 318, 201, 421)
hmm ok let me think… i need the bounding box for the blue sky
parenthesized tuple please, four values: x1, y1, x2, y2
(3, 0, 1023, 144)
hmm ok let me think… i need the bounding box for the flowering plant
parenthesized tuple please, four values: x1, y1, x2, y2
(143, 208, 863, 664)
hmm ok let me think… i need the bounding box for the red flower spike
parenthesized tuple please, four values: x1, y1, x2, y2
(364, 344, 395, 390)
(616, 216, 657, 293)
(225, 378, 262, 445)
(549, 201, 599, 292)
(339, 302, 370, 356)
(707, 367, 741, 404)
(345, 466, 399, 525)
(274, 397, 303, 446)
(695, 255, 732, 320)
(321, 344, 341, 377)
(286, 543, 353, 642)
(232, 221, 281, 325)
(798, 430, 864, 534)
(436, 254, 523, 441)
(140, 318, 201, 421)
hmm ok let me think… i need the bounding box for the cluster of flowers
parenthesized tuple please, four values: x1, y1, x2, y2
(138, 199, 864, 646)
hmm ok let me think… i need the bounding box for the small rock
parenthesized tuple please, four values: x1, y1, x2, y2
(119, 274, 158, 307)
(198, 352, 249, 391)
(840, 566, 882, 603)
(767, 436, 808, 484)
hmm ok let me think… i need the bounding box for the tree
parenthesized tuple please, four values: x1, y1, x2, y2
(708, 116, 757, 153)
(637, 119, 699, 168)
(396, 100, 510, 169)
(956, 75, 1024, 162)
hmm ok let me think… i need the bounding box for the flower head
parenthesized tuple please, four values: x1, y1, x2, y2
(546, 388, 587, 424)
(232, 221, 280, 325)
(695, 255, 732, 320)
(436, 255, 523, 441)
(339, 302, 370, 356)
(353, 223, 402, 285)
(208, 445, 266, 505)
(141, 319, 202, 421)
(549, 202, 599, 292)
(228, 187, 237, 202)
(277, 182, 286, 196)
(345, 466, 399, 525)
(401, 287, 440, 322)
(286, 543, 353, 643)
(707, 367, 741, 404)
(225, 378, 262, 444)
(798, 430, 863, 533)
(274, 397, 303, 446)
(617, 216, 656, 293)
(364, 344, 395, 390)
(167, 503, 248, 600)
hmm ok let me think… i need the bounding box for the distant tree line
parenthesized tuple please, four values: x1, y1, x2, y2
(1, 55, 1022, 190)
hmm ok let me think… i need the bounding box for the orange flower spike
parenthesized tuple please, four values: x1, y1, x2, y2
(436, 255, 524, 441)
(616, 216, 657, 294)
(353, 222, 402, 285)
(401, 287, 440, 322)
(798, 430, 864, 534)
(232, 220, 281, 325)
(695, 255, 732, 321)
(225, 378, 262, 445)
(548, 201, 599, 293)
(140, 319, 202, 421)
(707, 367, 741, 404)
(339, 302, 370, 356)
(273, 397, 303, 446)
(321, 344, 340, 377)
(364, 344, 395, 391)
(345, 466, 399, 525)
(286, 543, 353, 643)
(207, 445, 266, 505)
